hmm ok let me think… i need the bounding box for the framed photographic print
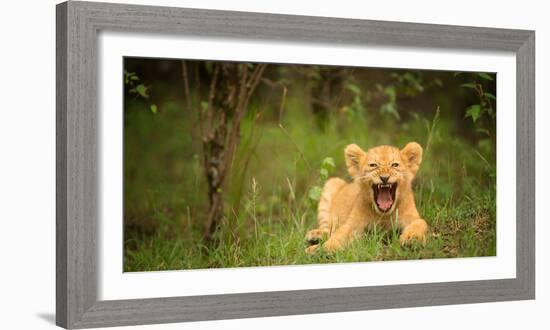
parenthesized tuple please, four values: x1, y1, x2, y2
(56, 1, 535, 328)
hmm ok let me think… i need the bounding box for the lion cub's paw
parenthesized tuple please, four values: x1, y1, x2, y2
(305, 229, 328, 245)
(399, 219, 428, 245)
(322, 238, 343, 253)
(305, 244, 320, 254)
(304, 238, 343, 254)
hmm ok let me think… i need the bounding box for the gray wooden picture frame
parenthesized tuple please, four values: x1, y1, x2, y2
(56, 1, 535, 328)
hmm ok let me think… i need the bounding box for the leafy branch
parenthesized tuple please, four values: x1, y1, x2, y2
(460, 73, 496, 132)
(124, 70, 158, 114)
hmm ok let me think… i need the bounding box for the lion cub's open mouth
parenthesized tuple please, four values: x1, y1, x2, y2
(372, 183, 397, 213)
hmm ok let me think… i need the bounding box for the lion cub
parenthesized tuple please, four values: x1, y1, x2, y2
(305, 142, 428, 253)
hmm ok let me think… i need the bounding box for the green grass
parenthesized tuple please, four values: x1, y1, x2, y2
(124, 187, 495, 271)
(123, 85, 496, 272)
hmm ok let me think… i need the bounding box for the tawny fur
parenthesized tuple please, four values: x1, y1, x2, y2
(305, 142, 428, 254)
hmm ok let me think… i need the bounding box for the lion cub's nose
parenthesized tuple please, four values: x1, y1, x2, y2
(380, 176, 389, 184)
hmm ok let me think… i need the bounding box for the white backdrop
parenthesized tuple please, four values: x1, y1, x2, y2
(0, 0, 547, 329)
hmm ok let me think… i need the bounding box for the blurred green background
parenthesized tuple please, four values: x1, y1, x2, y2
(123, 58, 496, 271)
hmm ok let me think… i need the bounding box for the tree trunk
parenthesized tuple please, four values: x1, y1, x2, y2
(203, 123, 227, 241)
(191, 62, 267, 241)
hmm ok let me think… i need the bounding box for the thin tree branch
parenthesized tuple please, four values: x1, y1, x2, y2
(181, 61, 192, 112)
(220, 64, 267, 185)
(259, 77, 288, 123)
(235, 63, 250, 118)
(278, 85, 288, 124)
(244, 64, 267, 109)
(182, 60, 204, 140)
(206, 63, 220, 138)
(278, 123, 312, 171)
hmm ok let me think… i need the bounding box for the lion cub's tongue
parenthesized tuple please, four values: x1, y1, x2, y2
(377, 187, 393, 210)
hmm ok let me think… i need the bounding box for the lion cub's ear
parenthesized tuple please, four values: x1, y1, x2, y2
(400, 142, 423, 176)
(345, 144, 365, 178)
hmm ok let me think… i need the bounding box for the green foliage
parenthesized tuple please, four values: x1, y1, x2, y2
(308, 186, 322, 203)
(477, 72, 494, 81)
(133, 84, 149, 99)
(308, 157, 336, 204)
(391, 71, 424, 96)
(124, 70, 157, 115)
(461, 82, 477, 89)
(460, 73, 496, 132)
(342, 82, 366, 121)
(200, 101, 209, 113)
(378, 84, 399, 120)
(424, 106, 441, 155)
(320, 157, 335, 181)
(124, 179, 495, 271)
(124, 70, 140, 84)
(465, 104, 481, 123)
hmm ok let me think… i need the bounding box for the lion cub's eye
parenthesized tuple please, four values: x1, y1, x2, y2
(368, 163, 378, 168)
(391, 162, 399, 168)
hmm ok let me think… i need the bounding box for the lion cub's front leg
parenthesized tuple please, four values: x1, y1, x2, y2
(304, 224, 354, 254)
(306, 203, 367, 254)
(399, 218, 428, 245)
(322, 222, 363, 253)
